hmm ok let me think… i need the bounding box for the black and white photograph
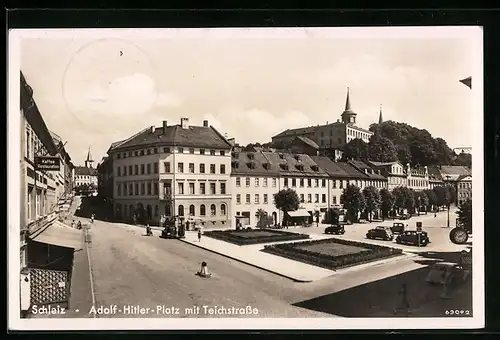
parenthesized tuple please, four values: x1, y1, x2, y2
(8, 27, 484, 330)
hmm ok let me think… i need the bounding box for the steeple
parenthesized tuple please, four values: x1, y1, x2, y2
(85, 146, 94, 168)
(341, 86, 357, 125)
(378, 104, 383, 124)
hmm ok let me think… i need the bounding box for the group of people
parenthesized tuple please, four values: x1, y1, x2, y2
(71, 220, 82, 230)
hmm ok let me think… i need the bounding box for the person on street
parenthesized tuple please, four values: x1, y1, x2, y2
(198, 229, 202, 242)
(186, 220, 190, 231)
(71, 220, 75, 228)
(77, 221, 82, 230)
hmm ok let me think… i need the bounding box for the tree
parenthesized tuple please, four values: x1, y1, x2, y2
(273, 188, 300, 226)
(415, 190, 429, 214)
(423, 189, 437, 211)
(256, 209, 272, 228)
(433, 185, 449, 210)
(379, 188, 394, 220)
(363, 186, 381, 222)
(405, 189, 416, 215)
(341, 184, 366, 223)
(368, 134, 398, 162)
(452, 152, 472, 168)
(396, 144, 412, 165)
(456, 198, 472, 233)
(392, 186, 406, 214)
(323, 208, 341, 224)
(342, 138, 369, 161)
(445, 185, 457, 207)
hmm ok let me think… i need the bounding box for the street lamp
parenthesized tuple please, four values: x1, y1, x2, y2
(445, 175, 451, 228)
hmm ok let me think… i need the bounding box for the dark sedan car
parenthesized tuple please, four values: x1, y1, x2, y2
(325, 224, 345, 235)
(366, 227, 394, 241)
(391, 222, 405, 234)
(396, 230, 430, 246)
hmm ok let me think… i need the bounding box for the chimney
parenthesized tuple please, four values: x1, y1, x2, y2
(227, 138, 235, 146)
(181, 117, 189, 129)
(203, 120, 209, 127)
(151, 126, 155, 133)
(162, 120, 168, 134)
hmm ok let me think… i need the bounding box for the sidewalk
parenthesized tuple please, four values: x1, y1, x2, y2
(180, 231, 336, 282)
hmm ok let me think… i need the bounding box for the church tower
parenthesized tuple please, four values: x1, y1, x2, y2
(85, 146, 94, 168)
(341, 87, 357, 125)
(378, 104, 383, 124)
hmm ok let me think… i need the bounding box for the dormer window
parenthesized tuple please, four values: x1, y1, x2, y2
(294, 154, 301, 161)
(279, 163, 289, 170)
(232, 152, 239, 159)
(263, 162, 271, 170)
(311, 165, 319, 171)
(247, 161, 256, 169)
(295, 164, 304, 171)
(247, 153, 255, 160)
(278, 153, 285, 159)
(231, 161, 239, 169)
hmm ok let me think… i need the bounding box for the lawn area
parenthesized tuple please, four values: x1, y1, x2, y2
(262, 238, 403, 270)
(203, 228, 310, 245)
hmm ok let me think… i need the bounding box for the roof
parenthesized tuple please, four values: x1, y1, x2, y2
(296, 136, 320, 149)
(457, 174, 472, 181)
(331, 162, 369, 179)
(439, 165, 472, 176)
(310, 156, 352, 178)
(111, 124, 232, 151)
(75, 166, 98, 176)
(272, 125, 319, 139)
(368, 160, 400, 167)
(262, 152, 329, 178)
(231, 151, 280, 176)
(348, 160, 387, 180)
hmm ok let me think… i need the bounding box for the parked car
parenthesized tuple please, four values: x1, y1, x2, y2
(366, 227, 394, 241)
(398, 214, 411, 220)
(325, 224, 345, 235)
(391, 222, 406, 234)
(396, 230, 430, 246)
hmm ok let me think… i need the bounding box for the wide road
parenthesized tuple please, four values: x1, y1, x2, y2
(83, 219, 333, 318)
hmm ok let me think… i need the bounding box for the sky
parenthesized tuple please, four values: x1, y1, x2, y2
(17, 28, 480, 166)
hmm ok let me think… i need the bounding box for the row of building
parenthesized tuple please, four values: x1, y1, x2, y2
(97, 116, 472, 230)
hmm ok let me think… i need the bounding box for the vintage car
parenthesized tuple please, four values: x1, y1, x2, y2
(398, 214, 411, 220)
(396, 230, 430, 246)
(366, 226, 394, 241)
(390, 222, 406, 234)
(425, 262, 469, 285)
(325, 224, 345, 235)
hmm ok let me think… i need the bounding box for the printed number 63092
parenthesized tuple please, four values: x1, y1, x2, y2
(445, 309, 471, 316)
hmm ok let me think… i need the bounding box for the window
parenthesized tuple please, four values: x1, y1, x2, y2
(128, 151, 132, 157)
(210, 150, 216, 155)
(117, 183, 122, 196)
(164, 162, 171, 173)
(272, 178, 277, 187)
(178, 163, 184, 173)
(300, 178, 304, 187)
(255, 194, 260, 204)
(117, 153, 121, 159)
(178, 205, 184, 216)
(189, 205, 195, 216)
(129, 165, 133, 175)
(255, 178, 260, 187)
(189, 148, 195, 154)
(220, 182, 226, 194)
(154, 205, 159, 217)
(246, 177, 250, 187)
(178, 147, 184, 153)
(307, 179, 312, 187)
(263, 178, 268, 187)
(153, 162, 158, 173)
(210, 204, 216, 216)
(220, 150, 225, 156)
(210, 183, 216, 195)
(123, 166, 127, 176)
(199, 164, 205, 173)
(129, 183, 133, 195)
(146, 182, 151, 195)
(220, 164, 226, 174)
(200, 149, 205, 155)
(246, 194, 251, 204)
(140, 150, 145, 156)
(200, 205, 206, 216)
(333, 196, 337, 204)
(221, 204, 226, 215)
(154, 183, 158, 195)
(134, 165, 139, 175)
(292, 178, 296, 187)
(135, 183, 139, 195)
(178, 182, 184, 194)
(315, 194, 319, 203)
(322, 179, 326, 187)
(163, 147, 170, 153)
(340, 180, 344, 189)
(315, 179, 319, 187)
(200, 183, 206, 195)
(210, 164, 216, 174)
(300, 194, 305, 203)
(308, 194, 312, 203)
(141, 183, 145, 195)
(236, 177, 241, 187)
(147, 163, 151, 174)
(332, 180, 337, 188)
(284, 178, 288, 187)
(236, 194, 241, 204)
(147, 149, 151, 155)
(263, 194, 268, 204)
(189, 163, 195, 173)
(189, 183, 195, 195)
(117, 167, 121, 176)
(153, 148, 158, 154)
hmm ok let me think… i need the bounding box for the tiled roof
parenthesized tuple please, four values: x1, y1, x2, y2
(75, 166, 98, 176)
(439, 166, 472, 176)
(334, 162, 369, 179)
(112, 124, 232, 151)
(262, 152, 329, 178)
(348, 160, 387, 180)
(457, 174, 472, 181)
(296, 136, 320, 149)
(310, 156, 352, 178)
(272, 126, 319, 138)
(368, 160, 400, 167)
(231, 151, 280, 176)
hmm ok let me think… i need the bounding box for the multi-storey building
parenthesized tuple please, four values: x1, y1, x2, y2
(456, 174, 472, 206)
(367, 161, 407, 191)
(50, 131, 75, 204)
(272, 88, 374, 150)
(407, 164, 430, 192)
(108, 118, 233, 228)
(429, 165, 472, 206)
(74, 148, 98, 191)
(230, 150, 281, 227)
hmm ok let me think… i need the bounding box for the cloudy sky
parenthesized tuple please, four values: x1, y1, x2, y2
(17, 28, 480, 166)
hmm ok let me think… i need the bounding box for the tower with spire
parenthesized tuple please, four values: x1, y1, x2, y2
(378, 104, 383, 124)
(85, 146, 94, 168)
(341, 87, 357, 125)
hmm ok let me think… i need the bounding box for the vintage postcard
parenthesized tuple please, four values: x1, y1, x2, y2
(8, 27, 484, 331)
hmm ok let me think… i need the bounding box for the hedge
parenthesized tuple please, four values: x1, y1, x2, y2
(204, 229, 310, 245)
(261, 238, 403, 270)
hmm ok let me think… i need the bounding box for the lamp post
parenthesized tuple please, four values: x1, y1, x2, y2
(445, 175, 451, 228)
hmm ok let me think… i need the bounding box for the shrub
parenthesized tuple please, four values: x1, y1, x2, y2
(204, 229, 310, 245)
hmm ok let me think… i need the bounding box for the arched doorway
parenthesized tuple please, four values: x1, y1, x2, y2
(189, 205, 195, 216)
(178, 205, 184, 217)
(200, 204, 206, 216)
(272, 212, 277, 225)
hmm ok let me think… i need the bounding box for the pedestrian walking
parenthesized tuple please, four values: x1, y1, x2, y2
(71, 220, 75, 228)
(198, 229, 202, 242)
(434, 212, 437, 218)
(186, 220, 190, 231)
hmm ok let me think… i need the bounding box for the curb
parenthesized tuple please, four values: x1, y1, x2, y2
(178, 238, 314, 283)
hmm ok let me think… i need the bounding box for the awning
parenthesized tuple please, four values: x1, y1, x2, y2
(288, 210, 311, 217)
(30, 221, 83, 250)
